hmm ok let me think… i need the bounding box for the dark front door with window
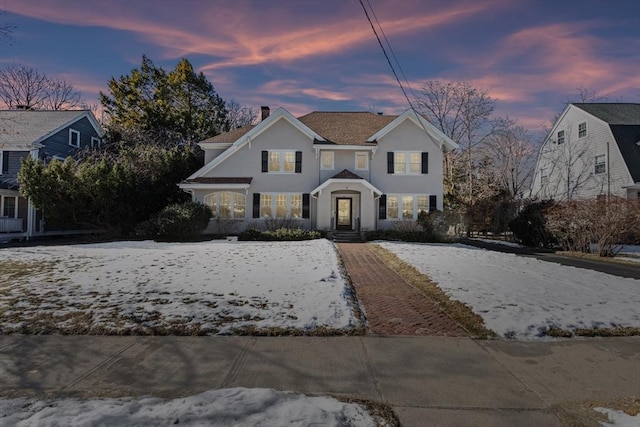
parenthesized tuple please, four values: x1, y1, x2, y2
(336, 198, 352, 230)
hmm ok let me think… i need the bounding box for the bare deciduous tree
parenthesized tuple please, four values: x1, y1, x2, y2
(43, 78, 83, 110)
(225, 100, 257, 130)
(0, 65, 83, 110)
(416, 81, 506, 236)
(485, 120, 537, 198)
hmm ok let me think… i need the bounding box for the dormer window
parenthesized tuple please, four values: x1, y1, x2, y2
(69, 129, 80, 148)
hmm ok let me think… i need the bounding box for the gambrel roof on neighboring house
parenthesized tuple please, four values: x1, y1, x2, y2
(532, 103, 640, 200)
(572, 103, 640, 183)
(0, 110, 104, 149)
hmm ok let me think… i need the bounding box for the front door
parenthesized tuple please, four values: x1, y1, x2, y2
(336, 198, 352, 230)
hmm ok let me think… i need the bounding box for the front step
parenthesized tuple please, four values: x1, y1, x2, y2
(330, 231, 364, 243)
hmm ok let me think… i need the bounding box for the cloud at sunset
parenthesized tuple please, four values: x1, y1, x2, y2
(2, 0, 638, 133)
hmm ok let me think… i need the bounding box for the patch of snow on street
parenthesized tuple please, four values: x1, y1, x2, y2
(0, 239, 360, 334)
(595, 407, 640, 427)
(0, 388, 377, 427)
(377, 242, 640, 340)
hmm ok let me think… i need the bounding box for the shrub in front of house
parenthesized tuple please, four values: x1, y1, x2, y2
(153, 201, 212, 242)
(508, 200, 556, 248)
(365, 211, 450, 243)
(238, 227, 321, 241)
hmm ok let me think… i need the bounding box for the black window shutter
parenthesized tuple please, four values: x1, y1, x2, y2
(421, 152, 429, 174)
(1, 151, 8, 174)
(253, 193, 261, 218)
(302, 193, 310, 218)
(295, 151, 302, 173)
(387, 152, 394, 174)
(379, 195, 387, 219)
(429, 195, 437, 212)
(261, 151, 268, 172)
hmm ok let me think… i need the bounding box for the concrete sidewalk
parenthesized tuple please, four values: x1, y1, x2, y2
(1, 336, 638, 426)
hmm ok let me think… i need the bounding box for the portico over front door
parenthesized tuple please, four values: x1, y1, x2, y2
(336, 198, 352, 230)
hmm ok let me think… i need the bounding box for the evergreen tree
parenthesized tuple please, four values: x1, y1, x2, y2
(100, 56, 228, 146)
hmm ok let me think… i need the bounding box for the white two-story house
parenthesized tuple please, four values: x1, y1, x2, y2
(179, 107, 458, 233)
(531, 103, 640, 201)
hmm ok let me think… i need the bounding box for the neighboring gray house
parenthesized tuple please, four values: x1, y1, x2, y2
(179, 106, 458, 234)
(531, 103, 640, 201)
(0, 110, 104, 237)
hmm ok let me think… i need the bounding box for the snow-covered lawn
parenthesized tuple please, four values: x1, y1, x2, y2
(377, 242, 640, 340)
(0, 388, 380, 427)
(0, 239, 361, 335)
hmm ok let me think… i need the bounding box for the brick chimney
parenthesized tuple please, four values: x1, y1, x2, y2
(261, 106, 270, 121)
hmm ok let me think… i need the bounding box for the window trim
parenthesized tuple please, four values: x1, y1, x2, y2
(0, 195, 18, 218)
(557, 130, 565, 144)
(0, 151, 3, 175)
(91, 137, 100, 149)
(578, 122, 587, 138)
(594, 154, 606, 175)
(264, 150, 299, 174)
(259, 192, 305, 219)
(391, 151, 424, 175)
(355, 151, 369, 170)
(69, 129, 80, 148)
(203, 191, 246, 220)
(384, 194, 433, 220)
(540, 168, 548, 185)
(321, 151, 335, 170)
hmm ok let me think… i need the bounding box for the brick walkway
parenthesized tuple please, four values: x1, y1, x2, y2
(337, 243, 468, 336)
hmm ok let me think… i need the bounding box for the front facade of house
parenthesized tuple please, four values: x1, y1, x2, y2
(530, 103, 640, 201)
(0, 110, 104, 237)
(179, 107, 457, 233)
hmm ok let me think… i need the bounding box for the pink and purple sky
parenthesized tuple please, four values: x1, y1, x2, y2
(2, 0, 639, 134)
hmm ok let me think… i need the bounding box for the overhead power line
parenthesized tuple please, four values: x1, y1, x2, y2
(358, 0, 422, 112)
(358, 0, 445, 149)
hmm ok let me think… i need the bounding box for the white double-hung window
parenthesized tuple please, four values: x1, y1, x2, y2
(69, 129, 80, 148)
(355, 152, 369, 170)
(263, 150, 300, 173)
(594, 155, 606, 174)
(389, 151, 427, 175)
(321, 151, 334, 170)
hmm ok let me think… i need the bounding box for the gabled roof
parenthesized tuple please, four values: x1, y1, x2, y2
(0, 110, 104, 149)
(311, 169, 382, 197)
(573, 103, 640, 125)
(190, 107, 325, 179)
(183, 177, 253, 184)
(298, 112, 394, 145)
(366, 109, 459, 151)
(331, 169, 365, 180)
(191, 107, 459, 179)
(201, 125, 256, 144)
